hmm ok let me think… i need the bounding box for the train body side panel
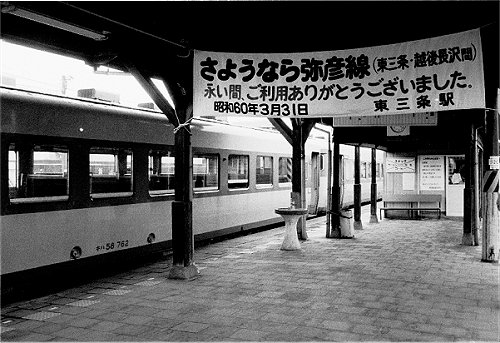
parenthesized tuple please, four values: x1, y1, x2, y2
(0, 189, 294, 274)
(192, 190, 290, 235)
(0, 203, 172, 275)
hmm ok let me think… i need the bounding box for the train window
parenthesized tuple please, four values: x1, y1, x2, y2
(228, 155, 249, 189)
(193, 154, 219, 191)
(361, 162, 367, 178)
(367, 162, 372, 178)
(90, 147, 133, 198)
(256, 155, 273, 188)
(320, 154, 325, 171)
(278, 157, 292, 184)
(8, 144, 69, 203)
(149, 150, 175, 195)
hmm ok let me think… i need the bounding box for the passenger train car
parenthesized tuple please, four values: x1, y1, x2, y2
(0, 87, 383, 291)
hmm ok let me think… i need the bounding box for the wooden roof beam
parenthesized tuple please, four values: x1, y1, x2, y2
(268, 118, 293, 145)
(126, 63, 180, 127)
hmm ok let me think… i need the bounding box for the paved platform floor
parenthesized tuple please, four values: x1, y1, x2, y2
(1, 208, 499, 342)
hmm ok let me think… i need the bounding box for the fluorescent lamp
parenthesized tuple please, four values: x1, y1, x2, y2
(2, 5, 108, 41)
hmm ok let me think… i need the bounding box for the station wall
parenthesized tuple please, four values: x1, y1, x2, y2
(384, 152, 466, 217)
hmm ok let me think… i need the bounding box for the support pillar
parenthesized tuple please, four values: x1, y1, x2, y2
(482, 106, 500, 263)
(292, 122, 307, 240)
(480, 24, 500, 262)
(353, 146, 363, 230)
(169, 107, 198, 279)
(326, 131, 333, 238)
(473, 141, 481, 246)
(463, 121, 476, 245)
(370, 148, 379, 223)
(128, 63, 198, 279)
(168, 84, 198, 279)
(269, 118, 316, 240)
(290, 119, 316, 240)
(330, 139, 342, 238)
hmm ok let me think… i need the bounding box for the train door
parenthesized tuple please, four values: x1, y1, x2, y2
(446, 155, 465, 216)
(308, 152, 320, 214)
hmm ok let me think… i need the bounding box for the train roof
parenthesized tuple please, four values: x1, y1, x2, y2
(0, 87, 327, 154)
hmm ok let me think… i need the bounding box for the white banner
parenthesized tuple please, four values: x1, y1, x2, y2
(193, 29, 485, 118)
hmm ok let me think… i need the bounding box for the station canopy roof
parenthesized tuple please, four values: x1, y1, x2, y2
(1, 1, 499, 151)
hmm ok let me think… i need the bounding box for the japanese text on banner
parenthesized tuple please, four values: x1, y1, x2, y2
(193, 29, 485, 118)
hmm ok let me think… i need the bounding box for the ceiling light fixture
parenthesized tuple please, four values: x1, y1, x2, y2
(1, 4, 108, 41)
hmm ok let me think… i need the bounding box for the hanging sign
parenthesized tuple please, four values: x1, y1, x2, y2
(193, 29, 485, 118)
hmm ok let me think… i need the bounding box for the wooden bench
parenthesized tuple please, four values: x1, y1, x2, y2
(380, 194, 442, 220)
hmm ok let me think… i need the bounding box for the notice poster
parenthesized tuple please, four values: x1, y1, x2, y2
(194, 29, 484, 118)
(387, 157, 415, 173)
(420, 156, 445, 191)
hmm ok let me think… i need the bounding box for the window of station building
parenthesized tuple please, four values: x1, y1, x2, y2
(90, 147, 133, 198)
(8, 144, 69, 203)
(256, 155, 273, 188)
(278, 157, 292, 184)
(228, 155, 249, 189)
(193, 154, 219, 191)
(149, 150, 175, 195)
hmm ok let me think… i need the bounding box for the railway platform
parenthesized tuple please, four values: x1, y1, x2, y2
(1, 208, 499, 342)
